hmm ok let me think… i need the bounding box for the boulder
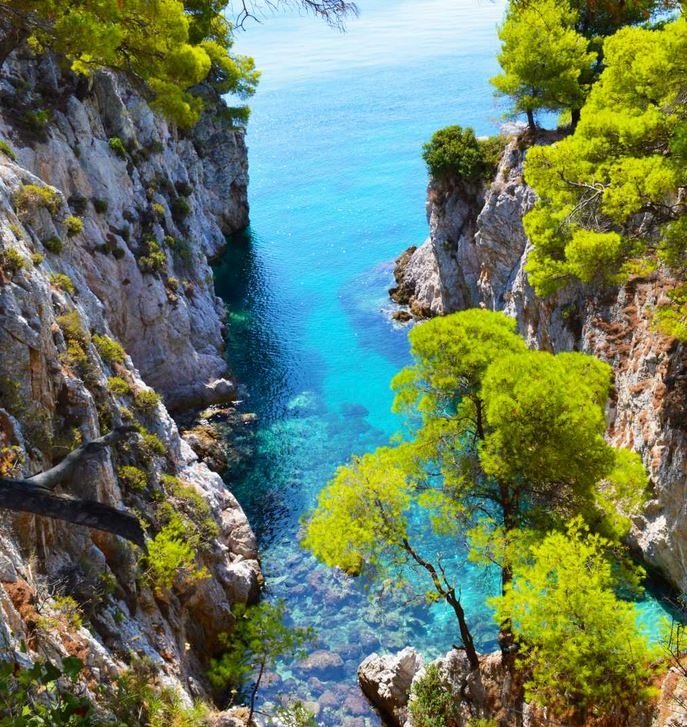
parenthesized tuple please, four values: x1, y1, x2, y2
(357, 647, 423, 726)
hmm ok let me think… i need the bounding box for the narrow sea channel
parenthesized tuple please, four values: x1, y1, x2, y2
(212, 2, 670, 723)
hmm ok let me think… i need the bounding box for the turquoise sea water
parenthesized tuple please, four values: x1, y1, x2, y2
(213, 2, 670, 723)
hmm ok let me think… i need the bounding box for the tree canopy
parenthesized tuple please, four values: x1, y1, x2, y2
(304, 310, 648, 668)
(492, 518, 656, 722)
(491, 0, 596, 130)
(522, 16, 687, 334)
(0, 0, 261, 127)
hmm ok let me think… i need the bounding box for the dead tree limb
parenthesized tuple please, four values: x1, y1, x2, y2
(0, 425, 146, 548)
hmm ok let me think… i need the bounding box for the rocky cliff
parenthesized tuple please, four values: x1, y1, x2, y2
(0, 50, 260, 716)
(393, 136, 687, 594)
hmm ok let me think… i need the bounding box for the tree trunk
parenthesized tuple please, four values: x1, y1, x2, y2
(526, 109, 536, 133)
(571, 107, 581, 130)
(0, 426, 146, 547)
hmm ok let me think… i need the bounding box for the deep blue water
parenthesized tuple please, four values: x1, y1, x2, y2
(213, 2, 669, 723)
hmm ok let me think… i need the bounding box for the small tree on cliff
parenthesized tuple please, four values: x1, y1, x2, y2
(304, 310, 647, 664)
(491, 0, 595, 131)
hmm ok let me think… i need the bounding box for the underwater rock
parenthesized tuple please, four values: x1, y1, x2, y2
(297, 649, 346, 678)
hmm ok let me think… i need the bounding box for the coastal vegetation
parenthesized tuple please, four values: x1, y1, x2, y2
(305, 310, 653, 721)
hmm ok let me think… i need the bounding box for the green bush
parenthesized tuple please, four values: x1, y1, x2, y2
(171, 196, 191, 222)
(138, 430, 167, 459)
(0, 656, 92, 726)
(14, 183, 61, 215)
(422, 126, 503, 183)
(161, 474, 219, 541)
(108, 136, 127, 159)
(138, 240, 166, 274)
(152, 202, 166, 218)
(24, 108, 50, 131)
(64, 215, 84, 236)
(1, 247, 27, 275)
(118, 464, 148, 492)
(92, 197, 108, 214)
(107, 376, 131, 396)
(56, 311, 89, 346)
(93, 334, 125, 364)
(0, 139, 16, 160)
(49, 272, 76, 295)
(42, 236, 63, 254)
(143, 511, 206, 590)
(133, 388, 161, 414)
(31, 252, 44, 266)
(409, 663, 462, 727)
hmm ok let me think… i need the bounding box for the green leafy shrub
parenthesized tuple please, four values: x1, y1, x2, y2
(93, 334, 125, 364)
(31, 252, 44, 266)
(42, 236, 63, 254)
(107, 376, 131, 396)
(108, 136, 127, 159)
(143, 511, 206, 590)
(102, 657, 209, 726)
(117, 464, 148, 492)
(171, 196, 191, 222)
(134, 388, 161, 414)
(49, 273, 75, 295)
(64, 215, 84, 236)
(0, 656, 92, 726)
(1, 247, 27, 275)
(14, 184, 61, 215)
(92, 197, 108, 214)
(24, 108, 50, 131)
(409, 663, 463, 727)
(422, 126, 503, 183)
(139, 430, 167, 459)
(161, 474, 219, 541)
(152, 202, 166, 218)
(138, 239, 166, 274)
(0, 139, 16, 160)
(56, 311, 89, 346)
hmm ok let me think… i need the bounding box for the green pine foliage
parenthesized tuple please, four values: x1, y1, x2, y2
(492, 518, 657, 721)
(4, 0, 259, 128)
(422, 126, 504, 183)
(491, 0, 595, 129)
(522, 16, 687, 336)
(409, 663, 463, 727)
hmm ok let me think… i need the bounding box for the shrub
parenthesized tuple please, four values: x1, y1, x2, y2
(409, 663, 463, 727)
(422, 126, 503, 183)
(64, 215, 84, 236)
(56, 311, 89, 346)
(107, 376, 131, 396)
(151, 202, 166, 218)
(0, 139, 16, 160)
(138, 240, 166, 274)
(118, 464, 148, 492)
(93, 334, 125, 364)
(139, 430, 166, 459)
(14, 183, 61, 215)
(133, 388, 160, 414)
(49, 272, 76, 295)
(92, 197, 108, 214)
(161, 474, 219, 541)
(8, 223, 23, 239)
(0, 657, 93, 726)
(62, 339, 88, 369)
(43, 236, 63, 254)
(1, 247, 27, 275)
(24, 108, 50, 131)
(143, 512, 206, 590)
(108, 136, 127, 159)
(31, 252, 44, 266)
(170, 196, 191, 222)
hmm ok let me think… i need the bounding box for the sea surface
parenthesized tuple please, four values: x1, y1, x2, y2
(212, 2, 669, 723)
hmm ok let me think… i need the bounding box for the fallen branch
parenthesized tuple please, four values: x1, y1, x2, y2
(0, 425, 146, 548)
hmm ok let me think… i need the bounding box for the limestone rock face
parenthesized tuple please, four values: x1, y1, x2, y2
(0, 52, 259, 708)
(357, 647, 424, 726)
(393, 134, 687, 592)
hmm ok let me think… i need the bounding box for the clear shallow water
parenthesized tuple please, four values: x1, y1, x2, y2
(213, 2, 671, 723)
